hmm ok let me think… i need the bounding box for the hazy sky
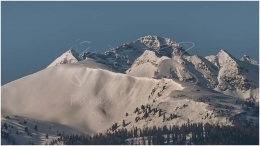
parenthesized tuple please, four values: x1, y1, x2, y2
(1, 1, 259, 85)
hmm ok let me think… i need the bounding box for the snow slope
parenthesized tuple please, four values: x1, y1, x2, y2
(2, 63, 257, 136)
(1, 115, 81, 145)
(2, 63, 183, 134)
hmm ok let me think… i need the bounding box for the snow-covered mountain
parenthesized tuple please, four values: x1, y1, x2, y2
(127, 49, 259, 101)
(2, 62, 258, 132)
(47, 36, 258, 101)
(241, 55, 259, 65)
(2, 35, 259, 144)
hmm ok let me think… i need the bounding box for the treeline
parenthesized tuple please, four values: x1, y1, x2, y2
(47, 122, 259, 145)
(244, 100, 259, 116)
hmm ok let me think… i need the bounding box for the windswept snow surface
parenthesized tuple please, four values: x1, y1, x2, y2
(2, 63, 183, 134)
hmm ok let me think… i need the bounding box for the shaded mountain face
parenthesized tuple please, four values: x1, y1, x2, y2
(79, 35, 188, 72)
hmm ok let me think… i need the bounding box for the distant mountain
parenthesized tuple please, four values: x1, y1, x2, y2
(241, 55, 259, 65)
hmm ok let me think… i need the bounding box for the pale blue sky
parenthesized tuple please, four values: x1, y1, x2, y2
(1, 1, 259, 85)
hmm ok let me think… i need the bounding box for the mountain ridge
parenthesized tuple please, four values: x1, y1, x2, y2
(47, 36, 259, 101)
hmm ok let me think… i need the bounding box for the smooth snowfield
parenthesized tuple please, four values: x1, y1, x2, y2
(2, 63, 183, 134)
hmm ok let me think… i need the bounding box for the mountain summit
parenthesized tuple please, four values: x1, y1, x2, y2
(47, 49, 81, 68)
